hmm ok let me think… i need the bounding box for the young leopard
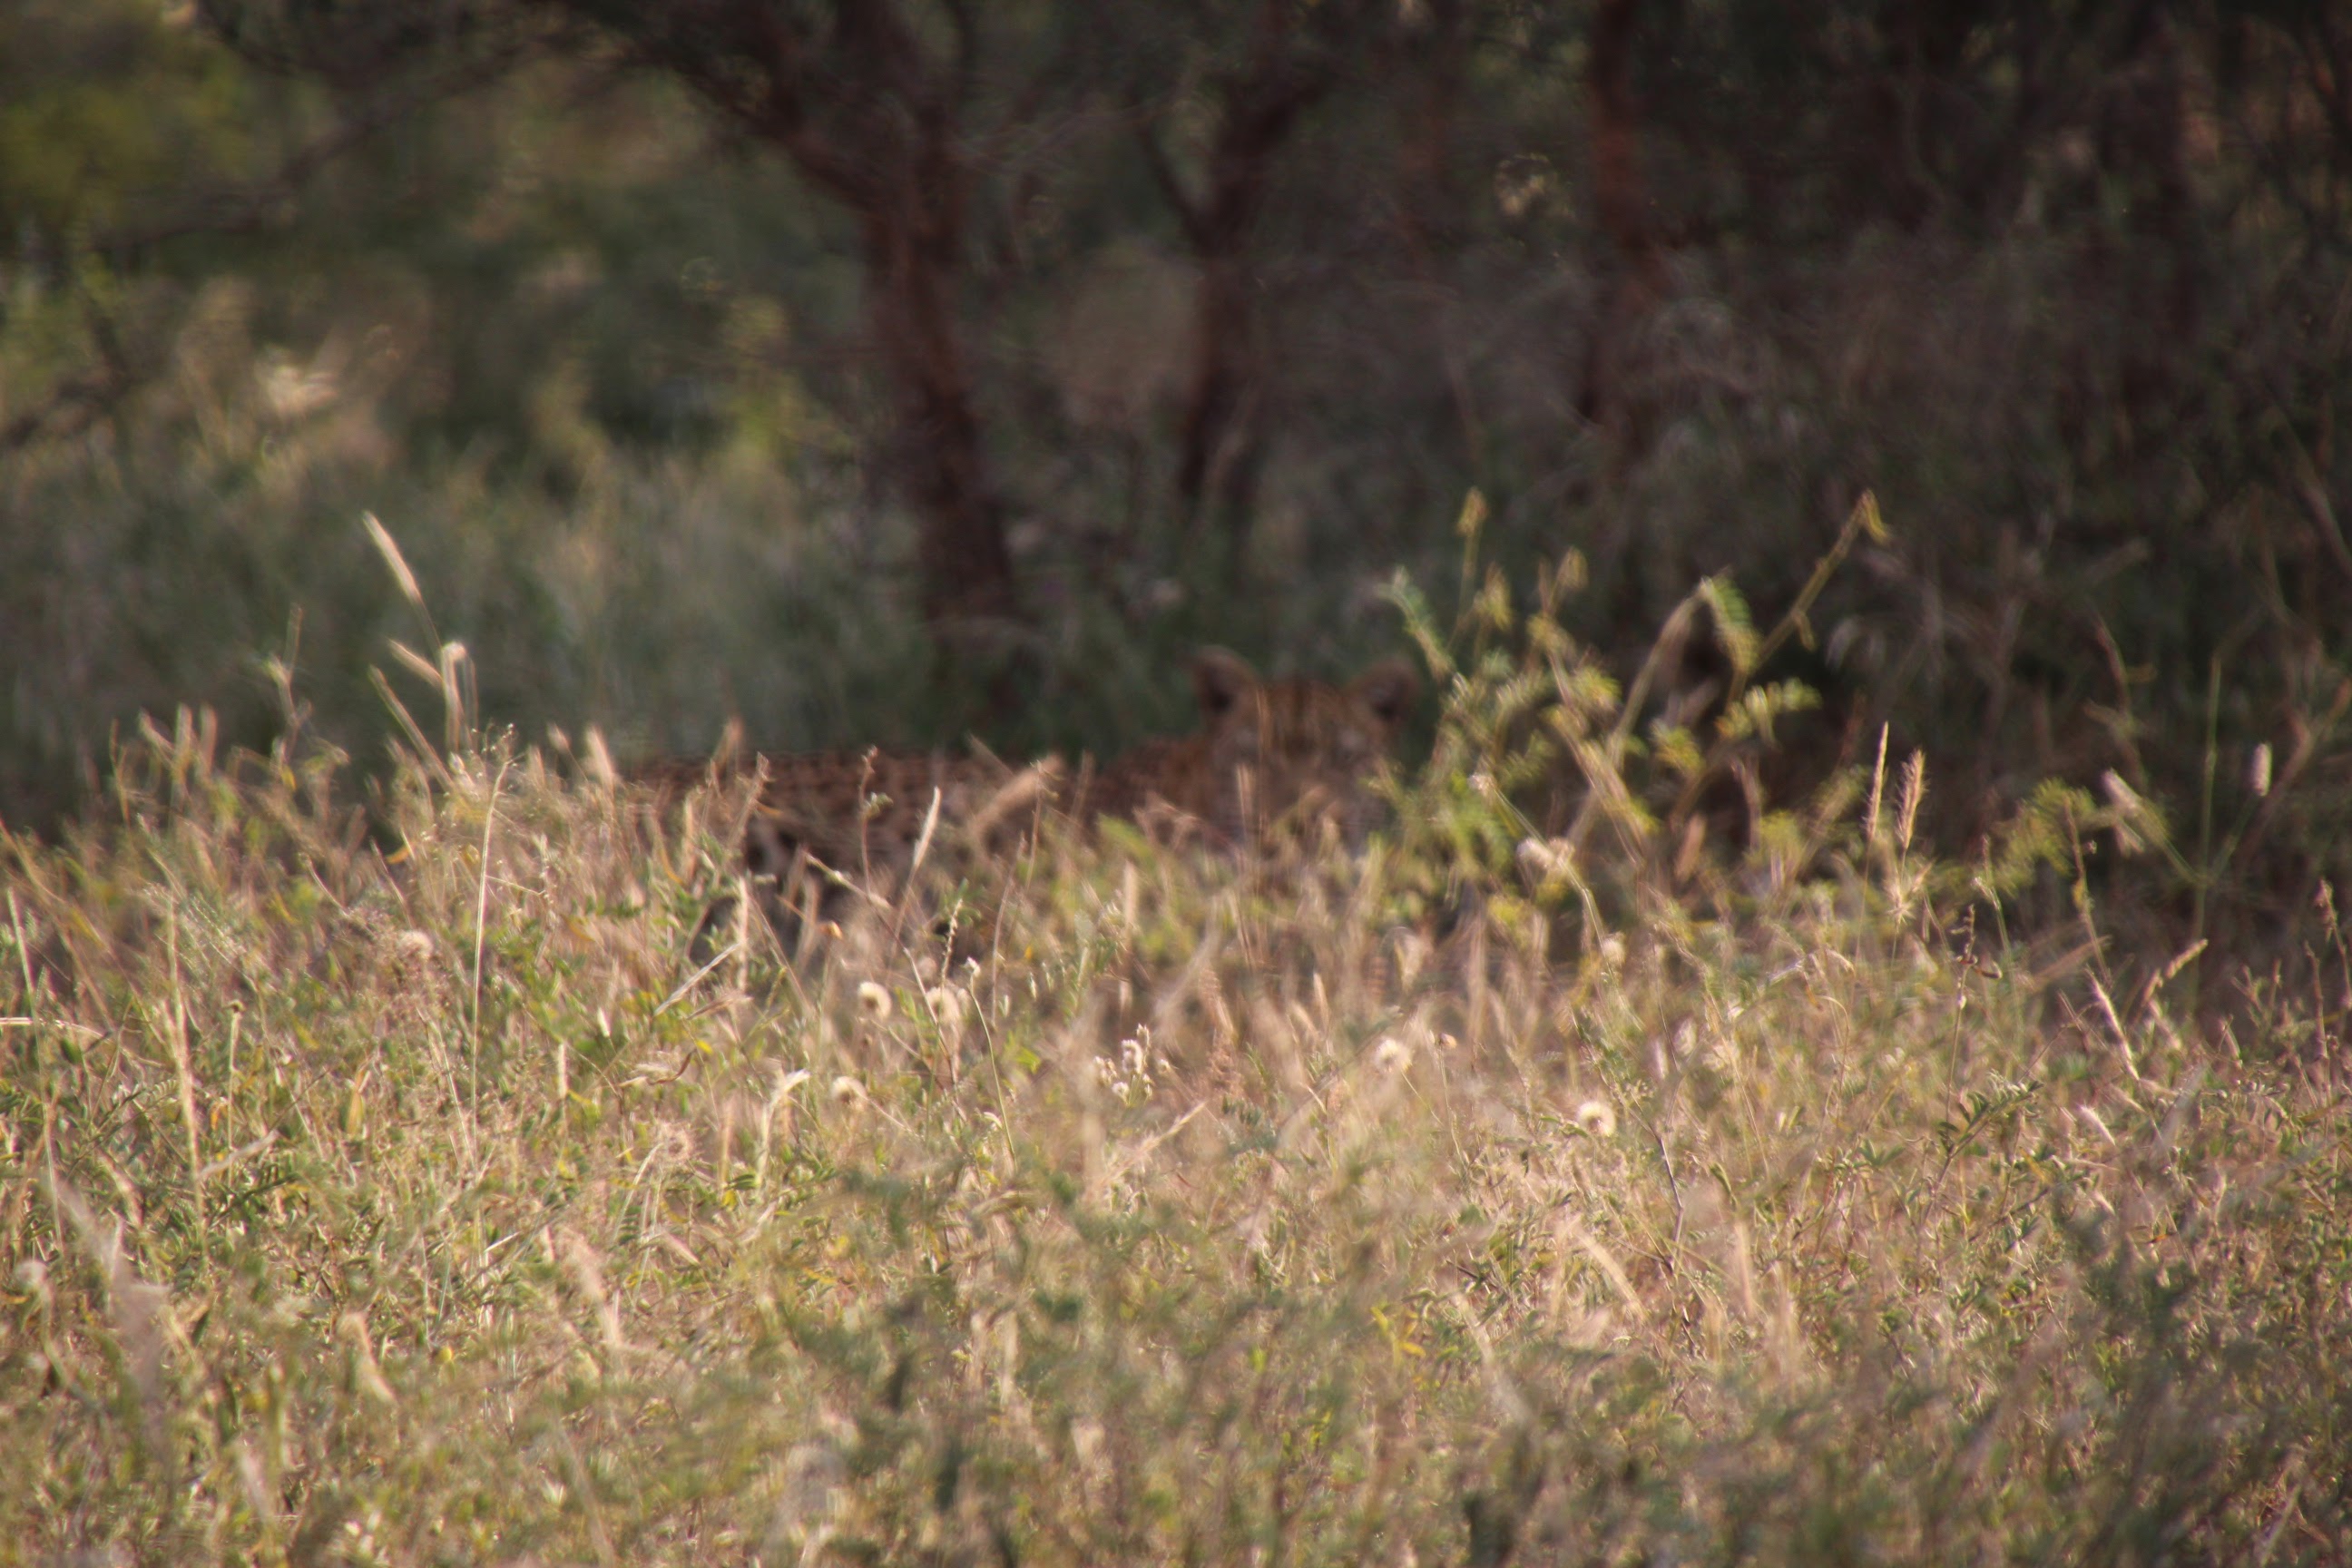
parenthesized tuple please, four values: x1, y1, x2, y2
(1081, 649, 1420, 847)
(636, 649, 1418, 956)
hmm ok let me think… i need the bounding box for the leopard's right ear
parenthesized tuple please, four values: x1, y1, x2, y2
(1191, 647, 1260, 720)
(1351, 659, 1421, 730)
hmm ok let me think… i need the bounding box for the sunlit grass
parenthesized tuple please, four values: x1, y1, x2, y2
(5, 574, 2348, 1563)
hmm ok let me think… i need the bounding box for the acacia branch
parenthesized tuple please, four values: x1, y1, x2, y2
(740, 7, 879, 206)
(941, 0, 979, 109)
(2298, 12, 2352, 170)
(99, 49, 523, 257)
(0, 370, 124, 458)
(1136, 126, 1210, 250)
(1588, 0, 1665, 300)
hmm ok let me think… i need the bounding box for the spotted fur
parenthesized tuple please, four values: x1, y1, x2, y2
(632, 745, 1062, 957)
(1082, 649, 1420, 846)
(634, 649, 1418, 956)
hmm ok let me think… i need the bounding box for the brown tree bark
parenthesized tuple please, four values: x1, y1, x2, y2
(1142, 1, 1332, 538)
(1580, 0, 1667, 452)
(847, 73, 1021, 632)
(1391, 0, 1467, 256)
(1385, 0, 1481, 466)
(1588, 0, 1665, 303)
(758, 4, 1020, 636)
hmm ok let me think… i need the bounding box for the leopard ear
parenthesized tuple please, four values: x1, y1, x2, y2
(1191, 647, 1260, 720)
(1351, 659, 1420, 729)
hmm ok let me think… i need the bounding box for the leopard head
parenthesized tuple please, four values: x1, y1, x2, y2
(1184, 648, 1419, 845)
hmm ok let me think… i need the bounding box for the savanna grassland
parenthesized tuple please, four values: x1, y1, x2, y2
(5, 532, 2348, 1565)
(10, 2, 2352, 1561)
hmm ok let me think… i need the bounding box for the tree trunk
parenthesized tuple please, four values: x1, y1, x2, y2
(1580, 0, 1666, 454)
(1588, 0, 1664, 303)
(861, 131, 1021, 635)
(651, 0, 1027, 643)
(1148, 3, 1329, 540)
(1176, 251, 1259, 534)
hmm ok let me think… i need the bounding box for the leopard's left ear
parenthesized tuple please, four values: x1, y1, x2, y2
(1352, 659, 1421, 729)
(1191, 647, 1261, 720)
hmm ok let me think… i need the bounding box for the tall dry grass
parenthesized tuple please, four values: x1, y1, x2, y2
(4, 534, 2349, 1564)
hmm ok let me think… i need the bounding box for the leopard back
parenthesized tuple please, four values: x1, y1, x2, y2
(632, 745, 1062, 958)
(741, 748, 1062, 896)
(630, 648, 1416, 963)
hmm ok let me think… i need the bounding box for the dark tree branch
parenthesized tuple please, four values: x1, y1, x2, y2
(1587, 0, 1664, 302)
(941, 0, 980, 110)
(0, 371, 124, 459)
(99, 48, 524, 257)
(1578, 0, 1666, 456)
(1136, 125, 1210, 250)
(2297, 11, 2352, 171)
(1152, 0, 1341, 528)
(744, 8, 880, 206)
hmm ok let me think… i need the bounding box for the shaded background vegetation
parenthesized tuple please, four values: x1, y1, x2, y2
(6, 0, 2352, 969)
